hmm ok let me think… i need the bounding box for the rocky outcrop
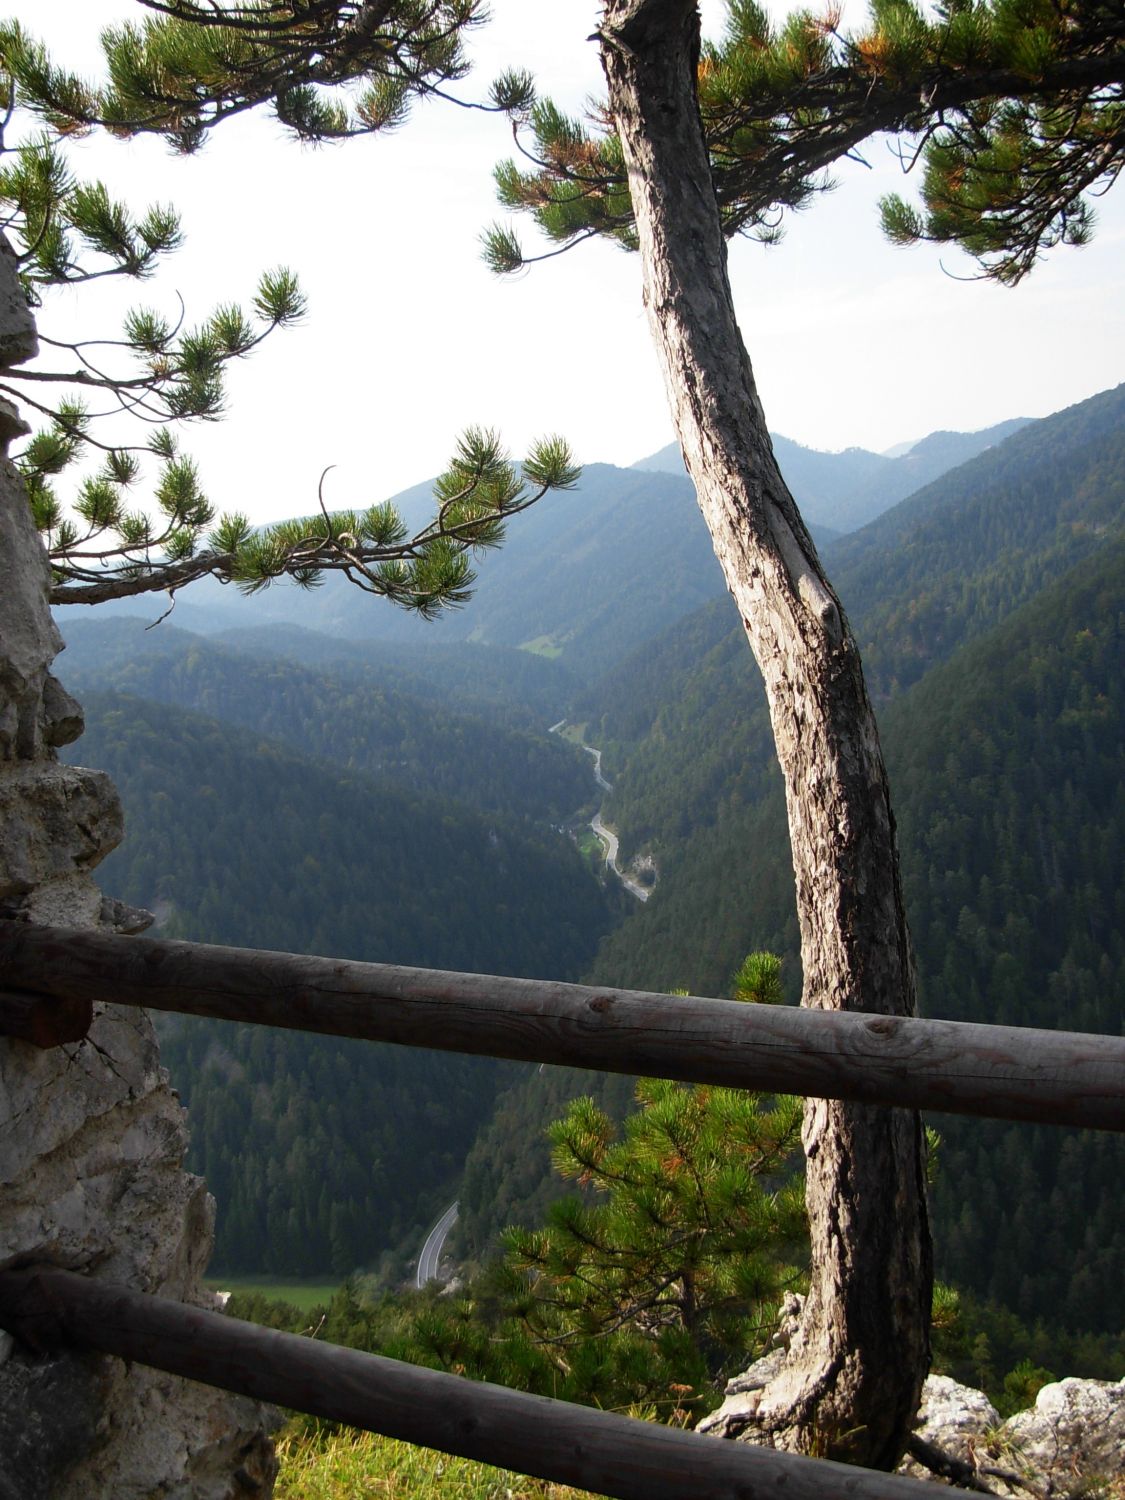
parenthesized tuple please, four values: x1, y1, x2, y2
(1002, 1376, 1125, 1493)
(896, 1372, 1125, 1495)
(0, 235, 277, 1498)
(707, 1348, 1124, 1496)
(708, 1326, 1122, 1500)
(697, 1290, 804, 1441)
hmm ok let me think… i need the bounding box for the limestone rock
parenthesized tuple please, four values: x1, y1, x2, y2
(897, 1375, 1000, 1480)
(895, 1373, 1125, 1495)
(1002, 1377, 1125, 1494)
(0, 236, 37, 368)
(0, 762, 124, 904)
(0, 235, 278, 1498)
(708, 1348, 1125, 1496)
(697, 1292, 804, 1440)
(0, 441, 64, 763)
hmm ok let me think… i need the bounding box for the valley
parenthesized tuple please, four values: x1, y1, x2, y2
(6, 5, 1123, 1492)
(55, 385, 1125, 1358)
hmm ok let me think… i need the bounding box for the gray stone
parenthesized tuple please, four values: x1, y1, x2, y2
(894, 1373, 1125, 1495)
(0, 441, 62, 763)
(1002, 1377, 1125, 1493)
(0, 762, 123, 903)
(42, 675, 84, 748)
(697, 1292, 805, 1440)
(0, 237, 278, 1498)
(897, 1375, 1001, 1481)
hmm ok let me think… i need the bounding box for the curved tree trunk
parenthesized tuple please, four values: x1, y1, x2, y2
(598, 0, 932, 1469)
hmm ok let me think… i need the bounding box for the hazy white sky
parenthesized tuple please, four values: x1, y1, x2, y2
(14, 2, 1125, 525)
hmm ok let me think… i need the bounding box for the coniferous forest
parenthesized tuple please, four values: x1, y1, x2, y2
(57, 383, 1124, 1358)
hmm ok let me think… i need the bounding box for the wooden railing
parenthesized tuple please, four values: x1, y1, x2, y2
(1, 921, 1122, 1500)
(1, 926, 1122, 1129)
(0, 1265, 937, 1500)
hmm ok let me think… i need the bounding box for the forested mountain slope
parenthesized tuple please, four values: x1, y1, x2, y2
(838, 382, 1125, 697)
(64, 692, 614, 1274)
(210, 624, 580, 724)
(460, 389, 1125, 1332)
(465, 542, 1125, 1325)
(585, 382, 1125, 873)
(57, 619, 590, 820)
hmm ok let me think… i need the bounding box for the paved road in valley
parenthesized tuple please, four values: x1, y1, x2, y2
(583, 743, 613, 792)
(590, 811, 651, 903)
(549, 719, 652, 903)
(416, 1200, 459, 1289)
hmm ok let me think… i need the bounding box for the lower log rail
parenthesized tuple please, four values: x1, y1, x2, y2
(0, 1266, 938, 1500)
(0, 924, 1122, 1130)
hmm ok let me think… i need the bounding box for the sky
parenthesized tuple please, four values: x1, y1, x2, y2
(11, 2, 1125, 527)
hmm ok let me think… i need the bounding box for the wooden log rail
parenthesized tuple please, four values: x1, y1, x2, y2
(0, 1266, 939, 1500)
(0, 984, 91, 1048)
(1, 924, 1123, 1131)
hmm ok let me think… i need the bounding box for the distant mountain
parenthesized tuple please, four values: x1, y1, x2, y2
(66, 690, 615, 1275)
(60, 415, 1010, 683)
(54, 413, 1031, 685)
(57, 464, 731, 682)
(633, 417, 1031, 534)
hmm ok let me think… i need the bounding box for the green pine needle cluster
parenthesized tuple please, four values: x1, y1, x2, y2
(0, 124, 183, 295)
(1, 4, 486, 152)
(498, 1080, 806, 1412)
(0, 5, 579, 616)
(485, 0, 1122, 283)
(39, 426, 578, 612)
(377, 957, 807, 1420)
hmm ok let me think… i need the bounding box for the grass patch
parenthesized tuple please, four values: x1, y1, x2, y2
(205, 1276, 339, 1313)
(519, 635, 564, 659)
(275, 1424, 604, 1499)
(576, 827, 607, 870)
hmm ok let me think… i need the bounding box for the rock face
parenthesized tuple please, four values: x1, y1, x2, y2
(896, 1375, 1002, 1485)
(998, 1377, 1125, 1496)
(0, 236, 278, 1497)
(697, 1291, 804, 1441)
(897, 1373, 1124, 1495)
(708, 1352, 1125, 1495)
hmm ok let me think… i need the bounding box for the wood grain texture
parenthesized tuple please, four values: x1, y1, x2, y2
(1, 925, 1121, 1130)
(0, 985, 92, 1047)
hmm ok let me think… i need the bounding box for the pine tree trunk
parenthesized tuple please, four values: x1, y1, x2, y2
(598, 0, 932, 1468)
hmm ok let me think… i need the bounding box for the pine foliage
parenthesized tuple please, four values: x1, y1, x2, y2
(483, 0, 1124, 284)
(497, 1081, 805, 1414)
(1, 4, 488, 151)
(0, 5, 572, 611)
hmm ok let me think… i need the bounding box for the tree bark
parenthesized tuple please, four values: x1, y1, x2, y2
(598, 0, 932, 1469)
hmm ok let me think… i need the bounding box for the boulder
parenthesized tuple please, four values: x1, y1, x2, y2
(1002, 1377, 1125, 1495)
(896, 1372, 1125, 1495)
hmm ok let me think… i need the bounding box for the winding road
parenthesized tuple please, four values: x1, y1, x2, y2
(551, 720, 652, 903)
(583, 743, 613, 793)
(416, 1200, 459, 1288)
(591, 811, 651, 903)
